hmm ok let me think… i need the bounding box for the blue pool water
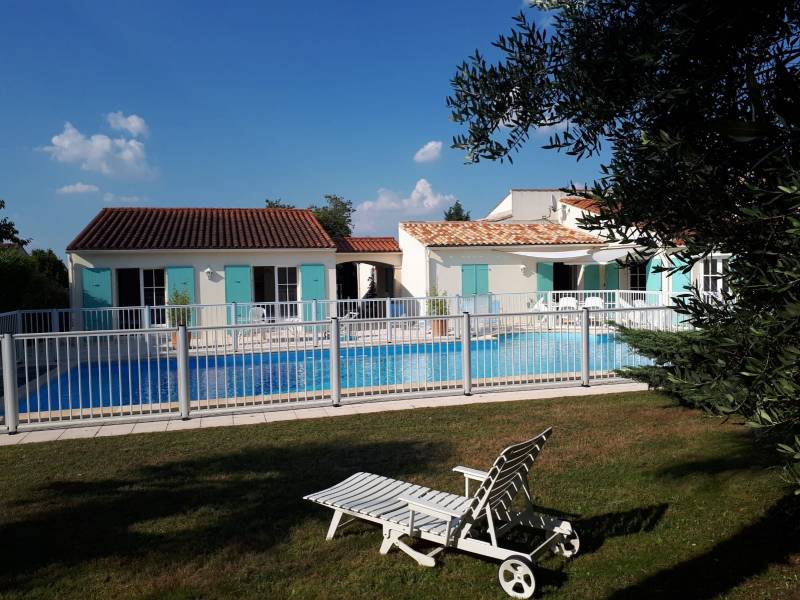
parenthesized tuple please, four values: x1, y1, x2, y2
(20, 332, 645, 413)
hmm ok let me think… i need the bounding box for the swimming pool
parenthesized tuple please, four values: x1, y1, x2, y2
(19, 331, 646, 413)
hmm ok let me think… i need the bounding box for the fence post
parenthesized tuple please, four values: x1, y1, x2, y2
(581, 307, 591, 387)
(50, 309, 60, 333)
(385, 297, 393, 343)
(462, 311, 472, 396)
(176, 325, 191, 419)
(2, 334, 19, 434)
(142, 306, 151, 329)
(230, 302, 239, 352)
(330, 317, 341, 407)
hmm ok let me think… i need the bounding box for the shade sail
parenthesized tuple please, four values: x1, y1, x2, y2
(502, 246, 637, 264)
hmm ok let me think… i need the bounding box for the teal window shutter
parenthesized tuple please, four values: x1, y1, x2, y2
(646, 258, 662, 291)
(475, 264, 489, 295)
(536, 263, 553, 292)
(300, 264, 326, 320)
(224, 265, 251, 323)
(583, 264, 600, 292)
(461, 264, 476, 296)
(670, 256, 692, 293)
(166, 266, 196, 303)
(604, 263, 620, 289)
(81, 267, 112, 330)
(166, 266, 197, 325)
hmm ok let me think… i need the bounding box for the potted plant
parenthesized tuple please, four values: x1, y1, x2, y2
(427, 287, 449, 336)
(167, 289, 192, 348)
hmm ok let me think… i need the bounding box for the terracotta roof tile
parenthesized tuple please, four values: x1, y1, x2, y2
(67, 207, 335, 251)
(400, 221, 601, 247)
(560, 196, 601, 214)
(335, 237, 400, 253)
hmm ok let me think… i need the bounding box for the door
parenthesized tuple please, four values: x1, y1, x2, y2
(166, 266, 197, 325)
(224, 265, 252, 323)
(81, 267, 112, 330)
(646, 258, 662, 295)
(536, 262, 553, 294)
(300, 264, 326, 320)
(670, 256, 691, 293)
(116, 268, 141, 329)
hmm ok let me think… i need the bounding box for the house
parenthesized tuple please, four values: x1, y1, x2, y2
(475, 188, 727, 299)
(66, 207, 402, 325)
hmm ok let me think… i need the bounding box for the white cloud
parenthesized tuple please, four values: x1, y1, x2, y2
(57, 182, 99, 194)
(354, 178, 456, 234)
(41, 120, 154, 179)
(103, 192, 146, 204)
(106, 111, 149, 137)
(413, 140, 443, 163)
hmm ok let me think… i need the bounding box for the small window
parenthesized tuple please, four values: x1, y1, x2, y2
(703, 257, 728, 293)
(629, 263, 647, 291)
(277, 267, 298, 318)
(143, 268, 166, 325)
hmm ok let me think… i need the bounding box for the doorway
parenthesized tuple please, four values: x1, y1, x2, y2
(553, 262, 579, 291)
(116, 268, 141, 329)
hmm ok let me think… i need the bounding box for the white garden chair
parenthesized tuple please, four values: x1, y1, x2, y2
(557, 296, 579, 325)
(304, 428, 579, 599)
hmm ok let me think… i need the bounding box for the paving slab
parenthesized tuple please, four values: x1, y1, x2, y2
(58, 426, 100, 440)
(131, 421, 169, 434)
(96, 423, 135, 437)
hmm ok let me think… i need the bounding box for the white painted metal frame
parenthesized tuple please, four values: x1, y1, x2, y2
(304, 428, 578, 599)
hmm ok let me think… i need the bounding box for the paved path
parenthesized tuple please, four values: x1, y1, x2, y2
(0, 382, 647, 446)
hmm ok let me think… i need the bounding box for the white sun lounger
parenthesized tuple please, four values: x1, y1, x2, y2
(304, 428, 579, 599)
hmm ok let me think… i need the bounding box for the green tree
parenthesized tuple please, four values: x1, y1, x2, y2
(0, 199, 29, 246)
(0, 249, 68, 311)
(31, 249, 68, 289)
(448, 3, 800, 489)
(309, 194, 354, 240)
(443, 199, 471, 221)
(264, 197, 295, 209)
(265, 194, 354, 239)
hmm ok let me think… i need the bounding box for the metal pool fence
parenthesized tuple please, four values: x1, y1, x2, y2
(0, 306, 691, 432)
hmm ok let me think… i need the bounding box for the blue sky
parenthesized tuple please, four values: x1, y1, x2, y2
(0, 1, 606, 255)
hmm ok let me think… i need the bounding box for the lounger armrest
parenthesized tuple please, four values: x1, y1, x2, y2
(397, 496, 465, 520)
(452, 466, 489, 481)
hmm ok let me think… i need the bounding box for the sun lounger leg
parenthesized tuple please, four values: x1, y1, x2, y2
(326, 510, 344, 540)
(379, 528, 436, 567)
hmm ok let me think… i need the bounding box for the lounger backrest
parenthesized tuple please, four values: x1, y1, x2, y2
(466, 428, 552, 519)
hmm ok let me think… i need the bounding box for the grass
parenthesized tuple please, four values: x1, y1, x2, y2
(0, 391, 798, 599)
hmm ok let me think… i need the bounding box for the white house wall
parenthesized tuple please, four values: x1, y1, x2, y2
(398, 228, 428, 297)
(68, 248, 337, 309)
(429, 247, 539, 297)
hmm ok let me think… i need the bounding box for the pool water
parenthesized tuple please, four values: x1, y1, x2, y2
(20, 332, 646, 413)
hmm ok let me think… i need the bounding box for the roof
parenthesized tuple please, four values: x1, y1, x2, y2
(67, 207, 336, 251)
(400, 221, 602, 247)
(560, 196, 601, 214)
(335, 237, 400, 253)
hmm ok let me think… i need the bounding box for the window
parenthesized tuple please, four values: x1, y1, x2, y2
(277, 267, 298, 318)
(629, 263, 647, 291)
(143, 268, 166, 325)
(703, 257, 728, 293)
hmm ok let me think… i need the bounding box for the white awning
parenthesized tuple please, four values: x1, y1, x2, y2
(502, 245, 637, 264)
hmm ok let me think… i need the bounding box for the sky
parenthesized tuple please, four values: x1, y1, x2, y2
(0, 1, 607, 256)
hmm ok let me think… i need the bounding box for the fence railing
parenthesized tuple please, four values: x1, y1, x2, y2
(0, 305, 691, 432)
(0, 290, 675, 335)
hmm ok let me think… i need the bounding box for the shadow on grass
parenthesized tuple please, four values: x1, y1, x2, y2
(574, 503, 669, 554)
(0, 439, 448, 593)
(609, 494, 800, 599)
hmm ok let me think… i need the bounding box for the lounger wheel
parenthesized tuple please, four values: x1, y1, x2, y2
(498, 555, 536, 599)
(551, 528, 580, 558)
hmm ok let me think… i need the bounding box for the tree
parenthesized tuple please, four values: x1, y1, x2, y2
(448, 3, 800, 490)
(265, 194, 354, 239)
(264, 197, 295, 209)
(309, 194, 354, 240)
(31, 249, 68, 288)
(0, 249, 68, 311)
(443, 199, 471, 221)
(0, 199, 29, 246)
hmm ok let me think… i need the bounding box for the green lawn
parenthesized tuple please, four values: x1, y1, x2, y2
(0, 391, 798, 599)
